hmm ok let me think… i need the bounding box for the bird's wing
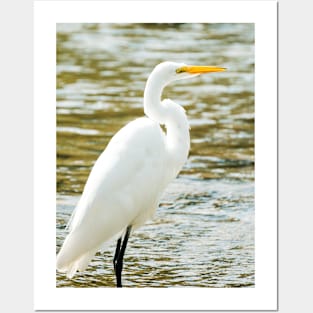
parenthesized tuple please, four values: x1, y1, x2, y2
(57, 117, 167, 273)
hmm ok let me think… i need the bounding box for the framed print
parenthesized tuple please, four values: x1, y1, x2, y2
(34, 1, 277, 310)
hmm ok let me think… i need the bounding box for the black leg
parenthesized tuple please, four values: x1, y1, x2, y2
(113, 237, 121, 272)
(113, 226, 132, 288)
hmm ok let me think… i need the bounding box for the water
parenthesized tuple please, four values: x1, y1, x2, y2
(56, 23, 254, 288)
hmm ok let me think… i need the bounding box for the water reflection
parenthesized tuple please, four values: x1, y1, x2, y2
(56, 23, 254, 287)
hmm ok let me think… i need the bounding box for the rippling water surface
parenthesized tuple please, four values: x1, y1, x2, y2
(56, 23, 254, 288)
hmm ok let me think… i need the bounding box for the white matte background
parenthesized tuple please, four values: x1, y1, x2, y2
(1, 0, 313, 312)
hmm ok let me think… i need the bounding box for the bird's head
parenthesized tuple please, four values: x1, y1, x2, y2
(151, 61, 226, 85)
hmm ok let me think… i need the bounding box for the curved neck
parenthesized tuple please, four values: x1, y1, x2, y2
(143, 74, 167, 124)
(143, 74, 190, 178)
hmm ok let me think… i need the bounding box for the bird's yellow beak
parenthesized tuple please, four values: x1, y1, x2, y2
(176, 65, 226, 74)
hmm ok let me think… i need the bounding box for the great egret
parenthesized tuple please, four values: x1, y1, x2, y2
(56, 61, 225, 287)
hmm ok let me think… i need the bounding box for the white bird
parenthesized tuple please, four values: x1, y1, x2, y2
(56, 61, 225, 287)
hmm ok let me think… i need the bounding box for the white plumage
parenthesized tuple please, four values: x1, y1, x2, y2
(56, 61, 225, 283)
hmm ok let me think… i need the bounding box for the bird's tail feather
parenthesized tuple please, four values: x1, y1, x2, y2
(57, 248, 97, 279)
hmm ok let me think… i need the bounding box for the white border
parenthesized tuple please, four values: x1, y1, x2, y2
(34, 1, 277, 310)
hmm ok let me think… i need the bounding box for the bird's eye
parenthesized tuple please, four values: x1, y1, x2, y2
(176, 66, 187, 74)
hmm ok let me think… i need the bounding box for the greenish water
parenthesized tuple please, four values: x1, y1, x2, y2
(56, 23, 254, 287)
